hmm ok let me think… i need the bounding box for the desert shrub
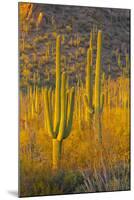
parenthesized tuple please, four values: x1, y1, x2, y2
(81, 161, 130, 193)
(19, 167, 84, 197)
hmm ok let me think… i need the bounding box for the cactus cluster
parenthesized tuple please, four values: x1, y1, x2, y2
(20, 29, 130, 170)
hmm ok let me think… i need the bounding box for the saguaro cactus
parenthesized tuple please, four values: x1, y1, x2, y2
(84, 30, 104, 142)
(44, 35, 75, 169)
(84, 30, 95, 120)
(94, 30, 104, 143)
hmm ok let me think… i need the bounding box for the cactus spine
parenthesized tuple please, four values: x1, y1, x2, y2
(44, 35, 75, 169)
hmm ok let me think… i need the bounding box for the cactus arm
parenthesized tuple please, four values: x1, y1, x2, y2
(63, 87, 75, 139)
(52, 89, 55, 124)
(100, 93, 104, 113)
(48, 87, 53, 125)
(86, 48, 91, 100)
(89, 32, 93, 65)
(86, 48, 93, 107)
(89, 31, 93, 49)
(65, 90, 68, 129)
(54, 35, 61, 134)
(66, 89, 71, 124)
(85, 47, 93, 123)
(100, 72, 105, 113)
(57, 72, 67, 141)
(44, 88, 54, 138)
(84, 94, 94, 114)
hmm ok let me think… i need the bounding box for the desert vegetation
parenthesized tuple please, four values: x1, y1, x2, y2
(19, 3, 130, 197)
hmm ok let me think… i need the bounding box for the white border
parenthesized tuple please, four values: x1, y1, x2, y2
(0, 0, 133, 199)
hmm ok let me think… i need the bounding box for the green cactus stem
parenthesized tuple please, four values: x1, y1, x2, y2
(84, 47, 94, 127)
(94, 30, 103, 143)
(94, 31, 102, 114)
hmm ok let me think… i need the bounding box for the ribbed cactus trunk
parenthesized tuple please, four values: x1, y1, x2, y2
(94, 30, 103, 143)
(52, 139, 62, 169)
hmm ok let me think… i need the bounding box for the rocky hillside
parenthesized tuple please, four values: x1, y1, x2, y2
(19, 3, 130, 87)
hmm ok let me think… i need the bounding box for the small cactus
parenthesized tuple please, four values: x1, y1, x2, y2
(36, 12, 43, 29)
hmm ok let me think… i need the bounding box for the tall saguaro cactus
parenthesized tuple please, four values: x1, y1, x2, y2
(84, 30, 104, 143)
(94, 30, 104, 143)
(44, 35, 75, 169)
